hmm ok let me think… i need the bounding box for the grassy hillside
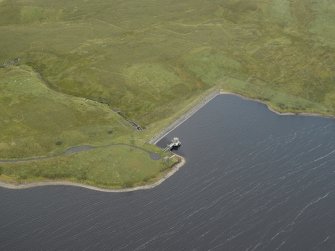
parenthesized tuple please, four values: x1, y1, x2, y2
(0, 65, 131, 159)
(0, 0, 334, 188)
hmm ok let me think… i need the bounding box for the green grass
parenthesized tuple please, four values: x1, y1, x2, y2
(0, 145, 177, 188)
(0, 0, 334, 188)
(0, 66, 131, 158)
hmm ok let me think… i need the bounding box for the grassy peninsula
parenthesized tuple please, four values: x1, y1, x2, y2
(0, 0, 334, 189)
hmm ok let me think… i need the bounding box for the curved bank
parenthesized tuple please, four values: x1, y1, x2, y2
(0, 155, 185, 192)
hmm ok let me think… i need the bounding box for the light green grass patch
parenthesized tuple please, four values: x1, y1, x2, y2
(124, 63, 183, 91)
(20, 6, 63, 23)
(183, 48, 242, 85)
(268, 0, 294, 26)
(309, 0, 335, 48)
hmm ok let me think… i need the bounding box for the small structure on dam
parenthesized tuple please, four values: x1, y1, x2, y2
(164, 137, 181, 151)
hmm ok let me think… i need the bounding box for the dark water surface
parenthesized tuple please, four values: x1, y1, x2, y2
(1, 95, 335, 250)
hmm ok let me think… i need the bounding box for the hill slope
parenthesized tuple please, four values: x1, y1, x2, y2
(0, 0, 334, 188)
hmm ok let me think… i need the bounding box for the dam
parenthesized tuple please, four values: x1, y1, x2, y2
(1, 94, 335, 250)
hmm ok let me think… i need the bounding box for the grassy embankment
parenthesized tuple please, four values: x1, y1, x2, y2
(0, 66, 177, 188)
(0, 0, 334, 188)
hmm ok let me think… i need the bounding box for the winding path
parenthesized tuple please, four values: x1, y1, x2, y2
(0, 143, 161, 164)
(0, 143, 187, 192)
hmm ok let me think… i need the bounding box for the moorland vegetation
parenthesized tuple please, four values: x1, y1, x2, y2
(0, 0, 334, 188)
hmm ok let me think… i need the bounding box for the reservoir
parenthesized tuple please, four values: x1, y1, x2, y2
(1, 94, 335, 250)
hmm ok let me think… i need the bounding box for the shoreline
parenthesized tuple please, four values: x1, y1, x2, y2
(219, 90, 335, 119)
(150, 89, 335, 145)
(2, 89, 334, 193)
(0, 155, 186, 193)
